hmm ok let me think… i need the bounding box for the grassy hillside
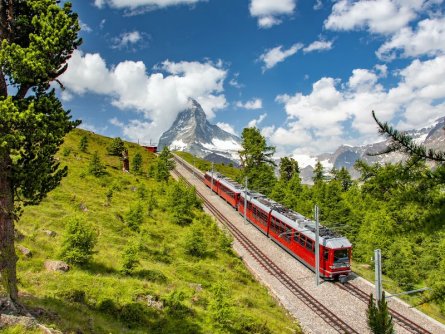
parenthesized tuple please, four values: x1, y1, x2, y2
(3, 128, 300, 333)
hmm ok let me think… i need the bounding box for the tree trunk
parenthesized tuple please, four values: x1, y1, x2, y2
(0, 152, 18, 302)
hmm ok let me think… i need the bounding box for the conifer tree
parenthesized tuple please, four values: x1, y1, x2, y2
(367, 293, 395, 334)
(88, 151, 106, 177)
(312, 161, 325, 184)
(238, 127, 276, 194)
(156, 147, 175, 182)
(0, 0, 81, 301)
(132, 152, 143, 174)
(79, 135, 88, 152)
(279, 157, 299, 181)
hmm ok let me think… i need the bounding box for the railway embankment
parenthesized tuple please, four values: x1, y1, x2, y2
(173, 153, 445, 334)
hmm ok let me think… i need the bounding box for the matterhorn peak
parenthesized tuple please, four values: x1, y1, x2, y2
(158, 98, 241, 164)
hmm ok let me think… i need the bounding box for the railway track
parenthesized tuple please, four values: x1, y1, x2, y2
(172, 160, 358, 334)
(336, 282, 432, 334)
(172, 154, 435, 334)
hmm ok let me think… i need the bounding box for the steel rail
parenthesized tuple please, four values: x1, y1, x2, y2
(336, 282, 432, 334)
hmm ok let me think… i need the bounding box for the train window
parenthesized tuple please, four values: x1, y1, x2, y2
(324, 250, 329, 261)
(299, 235, 306, 246)
(334, 249, 349, 264)
(293, 233, 300, 243)
(306, 239, 313, 251)
(283, 229, 291, 241)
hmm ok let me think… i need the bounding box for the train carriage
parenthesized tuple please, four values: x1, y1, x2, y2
(204, 169, 352, 280)
(217, 177, 242, 208)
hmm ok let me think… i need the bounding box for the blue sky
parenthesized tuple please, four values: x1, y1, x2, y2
(59, 0, 445, 155)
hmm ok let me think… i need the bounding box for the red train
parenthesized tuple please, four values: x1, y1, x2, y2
(204, 171, 352, 280)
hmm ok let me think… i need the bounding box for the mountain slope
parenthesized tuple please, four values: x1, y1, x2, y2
(296, 117, 445, 183)
(158, 99, 241, 163)
(4, 128, 299, 334)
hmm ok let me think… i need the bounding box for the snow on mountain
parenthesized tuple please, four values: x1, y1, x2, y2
(158, 98, 241, 163)
(294, 117, 445, 184)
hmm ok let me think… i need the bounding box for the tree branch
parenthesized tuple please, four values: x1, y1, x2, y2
(370, 110, 445, 163)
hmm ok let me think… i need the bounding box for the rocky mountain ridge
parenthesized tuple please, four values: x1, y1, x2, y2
(158, 99, 241, 163)
(298, 117, 445, 183)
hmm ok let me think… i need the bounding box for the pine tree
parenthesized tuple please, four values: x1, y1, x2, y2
(60, 217, 97, 266)
(312, 161, 325, 184)
(156, 147, 175, 182)
(367, 293, 395, 334)
(132, 152, 143, 174)
(332, 166, 353, 191)
(279, 157, 299, 181)
(107, 137, 129, 171)
(88, 151, 106, 177)
(238, 127, 276, 194)
(79, 135, 88, 152)
(121, 240, 140, 275)
(0, 0, 81, 301)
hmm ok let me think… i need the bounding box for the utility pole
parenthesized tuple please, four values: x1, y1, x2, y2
(315, 205, 320, 286)
(211, 162, 214, 194)
(375, 249, 382, 302)
(244, 177, 248, 225)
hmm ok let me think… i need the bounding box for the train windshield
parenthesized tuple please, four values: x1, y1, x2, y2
(334, 249, 349, 265)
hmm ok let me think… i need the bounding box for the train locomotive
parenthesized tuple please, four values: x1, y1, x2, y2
(204, 170, 352, 280)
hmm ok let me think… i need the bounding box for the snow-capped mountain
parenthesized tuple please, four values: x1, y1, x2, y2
(295, 117, 445, 184)
(158, 98, 241, 163)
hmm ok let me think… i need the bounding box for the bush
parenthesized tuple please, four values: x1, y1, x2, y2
(88, 151, 106, 177)
(126, 202, 144, 231)
(79, 135, 88, 152)
(121, 241, 140, 275)
(132, 152, 143, 174)
(119, 303, 147, 328)
(184, 226, 207, 257)
(97, 298, 119, 317)
(60, 217, 97, 265)
(62, 147, 72, 157)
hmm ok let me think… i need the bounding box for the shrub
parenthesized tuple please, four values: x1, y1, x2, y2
(62, 147, 72, 157)
(119, 303, 147, 328)
(88, 151, 106, 177)
(79, 135, 88, 152)
(208, 281, 233, 330)
(98, 298, 119, 317)
(121, 241, 140, 275)
(184, 226, 207, 257)
(126, 202, 144, 231)
(137, 183, 147, 200)
(105, 188, 113, 206)
(60, 217, 97, 265)
(132, 152, 143, 174)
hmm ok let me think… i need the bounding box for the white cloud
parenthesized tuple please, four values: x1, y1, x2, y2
(324, 0, 431, 34)
(271, 55, 445, 154)
(217, 122, 237, 136)
(60, 50, 227, 143)
(95, 0, 203, 10)
(249, 0, 296, 28)
(112, 31, 147, 50)
(259, 43, 303, 71)
(247, 113, 267, 128)
(79, 20, 92, 33)
(314, 0, 323, 10)
(303, 40, 333, 53)
(377, 16, 445, 60)
(236, 98, 263, 110)
(100, 19, 106, 29)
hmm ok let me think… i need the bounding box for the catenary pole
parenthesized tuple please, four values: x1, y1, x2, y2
(211, 162, 214, 194)
(375, 249, 382, 302)
(244, 177, 248, 224)
(315, 205, 320, 286)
